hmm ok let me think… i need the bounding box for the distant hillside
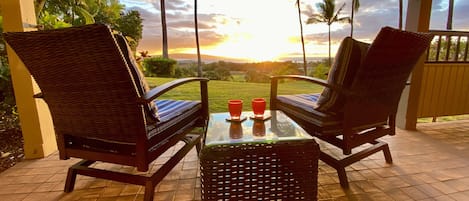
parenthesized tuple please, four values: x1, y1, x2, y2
(148, 53, 326, 64)
(167, 53, 248, 63)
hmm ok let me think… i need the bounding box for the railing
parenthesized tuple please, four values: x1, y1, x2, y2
(417, 30, 469, 119)
(426, 30, 469, 63)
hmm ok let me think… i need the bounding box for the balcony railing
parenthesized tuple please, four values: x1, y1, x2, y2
(426, 30, 469, 63)
(418, 30, 469, 120)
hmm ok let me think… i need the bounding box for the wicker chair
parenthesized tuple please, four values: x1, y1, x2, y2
(4, 24, 209, 201)
(270, 27, 433, 187)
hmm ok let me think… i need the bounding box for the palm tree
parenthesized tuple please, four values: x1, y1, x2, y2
(296, 0, 308, 76)
(307, 0, 350, 66)
(398, 0, 403, 30)
(194, 0, 202, 77)
(160, 0, 169, 58)
(350, 0, 360, 37)
(447, 0, 454, 30)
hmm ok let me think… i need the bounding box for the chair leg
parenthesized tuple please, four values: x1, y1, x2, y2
(64, 160, 96, 192)
(196, 140, 202, 154)
(319, 152, 350, 188)
(144, 181, 155, 201)
(319, 140, 392, 188)
(382, 143, 393, 163)
(64, 167, 77, 192)
(62, 134, 202, 201)
(184, 133, 202, 155)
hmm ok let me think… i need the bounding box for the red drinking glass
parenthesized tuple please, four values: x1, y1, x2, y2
(252, 98, 266, 118)
(252, 121, 266, 137)
(228, 100, 243, 120)
(229, 122, 243, 139)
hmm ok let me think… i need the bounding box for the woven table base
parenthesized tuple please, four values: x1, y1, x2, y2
(200, 140, 319, 201)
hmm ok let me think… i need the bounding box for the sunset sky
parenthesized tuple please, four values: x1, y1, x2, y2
(121, 0, 469, 62)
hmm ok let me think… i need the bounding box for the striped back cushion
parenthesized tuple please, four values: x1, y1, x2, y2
(115, 34, 160, 122)
(316, 37, 370, 113)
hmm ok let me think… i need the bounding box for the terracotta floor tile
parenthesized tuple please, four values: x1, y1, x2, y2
(444, 178, 469, 192)
(448, 191, 469, 201)
(401, 186, 430, 200)
(101, 186, 124, 197)
(415, 183, 445, 197)
(433, 195, 457, 201)
(0, 120, 469, 200)
(120, 185, 142, 196)
(384, 188, 413, 201)
(22, 191, 66, 201)
(34, 182, 62, 192)
(430, 181, 459, 194)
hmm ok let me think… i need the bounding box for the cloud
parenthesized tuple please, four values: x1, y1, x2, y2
(124, 0, 228, 54)
(123, 0, 469, 59)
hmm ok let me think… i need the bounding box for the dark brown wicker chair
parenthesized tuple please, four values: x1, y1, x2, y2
(270, 27, 433, 187)
(4, 24, 209, 201)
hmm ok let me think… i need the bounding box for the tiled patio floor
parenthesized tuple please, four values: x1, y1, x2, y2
(0, 120, 468, 201)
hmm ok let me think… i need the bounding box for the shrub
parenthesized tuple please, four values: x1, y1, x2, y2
(311, 63, 329, 80)
(201, 64, 232, 80)
(245, 70, 270, 83)
(142, 57, 177, 77)
(1, 17, 17, 116)
(174, 66, 196, 78)
(272, 62, 302, 76)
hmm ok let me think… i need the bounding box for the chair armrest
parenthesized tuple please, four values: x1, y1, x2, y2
(270, 75, 346, 95)
(271, 75, 330, 87)
(270, 75, 354, 110)
(140, 77, 209, 103)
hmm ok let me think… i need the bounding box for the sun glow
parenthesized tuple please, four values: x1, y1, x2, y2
(136, 0, 337, 61)
(196, 0, 313, 62)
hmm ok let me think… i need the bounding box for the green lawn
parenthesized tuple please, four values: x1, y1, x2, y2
(146, 77, 323, 113)
(145, 77, 469, 122)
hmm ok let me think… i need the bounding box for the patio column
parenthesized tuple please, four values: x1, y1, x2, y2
(396, 0, 432, 130)
(1, 0, 57, 158)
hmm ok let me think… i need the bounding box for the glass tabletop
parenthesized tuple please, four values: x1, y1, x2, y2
(204, 110, 313, 146)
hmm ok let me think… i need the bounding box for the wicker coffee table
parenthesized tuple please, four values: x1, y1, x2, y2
(200, 110, 319, 201)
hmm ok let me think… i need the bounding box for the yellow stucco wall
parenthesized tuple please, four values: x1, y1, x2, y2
(1, 0, 57, 158)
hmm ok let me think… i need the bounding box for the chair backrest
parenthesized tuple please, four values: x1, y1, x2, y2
(316, 37, 370, 113)
(344, 27, 433, 127)
(4, 24, 147, 143)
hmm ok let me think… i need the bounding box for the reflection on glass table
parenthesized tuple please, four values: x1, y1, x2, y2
(204, 110, 313, 146)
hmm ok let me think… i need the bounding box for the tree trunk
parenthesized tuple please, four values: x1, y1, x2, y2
(328, 25, 331, 67)
(399, 0, 403, 30)
(447, 0, 454, 30)
(194, 0, 202, 77)
(35, 0, 47, 17)
(161, 0, 169, 58)
(350, 0, 355, 37)
(297, 0, 307, 75)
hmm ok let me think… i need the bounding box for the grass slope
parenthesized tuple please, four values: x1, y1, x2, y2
(146, 77, 324, 113)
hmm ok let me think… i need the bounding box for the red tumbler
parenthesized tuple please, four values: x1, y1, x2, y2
(252, 98, 266, 118)
(228, 100, 243, 120)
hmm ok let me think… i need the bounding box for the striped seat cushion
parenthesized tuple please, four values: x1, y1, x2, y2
(316, 37, 370, 114)
(276, 94, 342, 135)
(276, 93, 388, 135)
(147, 99, 201, 139)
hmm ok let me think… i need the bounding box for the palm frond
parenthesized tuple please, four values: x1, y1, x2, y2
(75, 6, 95, 24)
(353, 0, 360, 12)
(330, 3, 346, 24)
(306, 14, 327, 24)
(336, 17, 351, 24)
